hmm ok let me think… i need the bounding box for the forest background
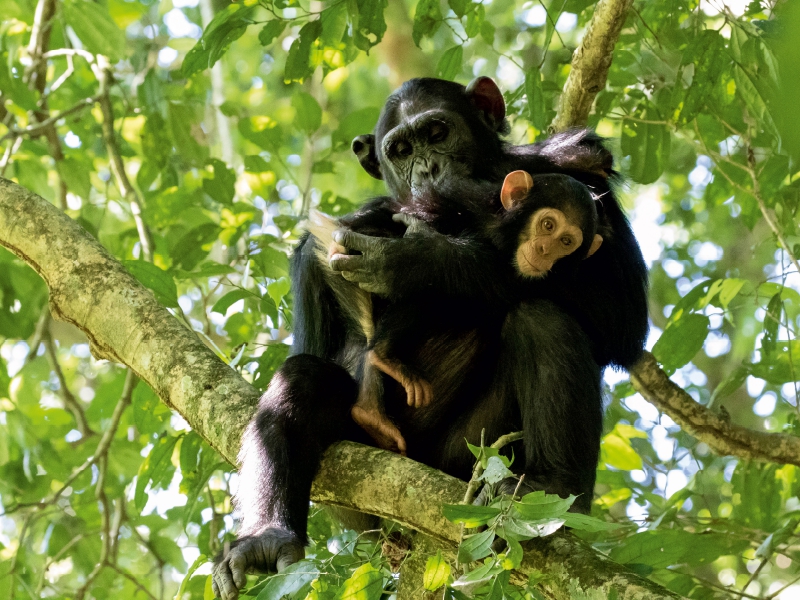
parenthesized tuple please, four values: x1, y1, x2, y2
(1, 0, 800, 599)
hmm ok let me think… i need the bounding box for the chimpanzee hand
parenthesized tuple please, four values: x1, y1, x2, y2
(329, 213, 440, 296)
(212, 528, 304, 600)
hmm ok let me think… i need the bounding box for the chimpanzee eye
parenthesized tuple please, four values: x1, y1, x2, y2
(392, 140, 413, 158)
(429, 122, 449, 144)
(542, 219, 554, 232)
(561, 237, 572, 247)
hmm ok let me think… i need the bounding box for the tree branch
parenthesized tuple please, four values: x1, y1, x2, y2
(0, 177, 679, 600)
(630, 352, 800, 466)
(551, 0, 633, 132)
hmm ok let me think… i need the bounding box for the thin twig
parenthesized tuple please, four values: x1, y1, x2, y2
(95, 55, 154, 261)
(43, 331, 95, 438)
(0, 96, 99, 145)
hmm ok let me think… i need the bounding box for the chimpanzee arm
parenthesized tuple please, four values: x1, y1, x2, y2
(329, 224, 514, 305)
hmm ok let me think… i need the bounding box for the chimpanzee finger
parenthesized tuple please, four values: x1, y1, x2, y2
(228, 551, 249, 590)
(329, 252, 364, 273)
(332, 229, 380, 253)
(212, 560, 239, 600)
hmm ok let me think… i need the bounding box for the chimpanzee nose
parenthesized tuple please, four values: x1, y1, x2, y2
(411, 157, 442, 187)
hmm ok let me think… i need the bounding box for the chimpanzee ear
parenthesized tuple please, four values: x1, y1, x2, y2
(500, 171, 534, 211)
(465, 77, 506, 130)
(587, 234, 603, 258)
(352, 134, 382, 180)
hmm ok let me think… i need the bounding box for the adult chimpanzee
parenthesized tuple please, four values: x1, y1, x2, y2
(212, 77, 647, 600)
(306, 171, 605, 455)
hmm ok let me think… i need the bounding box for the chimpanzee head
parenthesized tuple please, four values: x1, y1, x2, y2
(351, 77, 508, 200)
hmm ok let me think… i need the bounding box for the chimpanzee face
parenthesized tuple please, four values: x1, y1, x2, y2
(352, 77, 507, 200)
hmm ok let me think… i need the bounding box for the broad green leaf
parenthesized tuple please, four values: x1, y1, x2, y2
(123, 260, 179, 307)
(526, 71, 547, 131)
(332, 107, 381, 150)
(203, 159, 236, 205)
(562, 513, 622, 532)
(63, 0, 127, 60)
(601, 426, 643, 471)
(718, 278, 747, 308)
(168, 103, 208, 166)
(252, 245, 289, 279)
(292, 93, 323, 134)
(132, 380, 170, 435)
(464, 4, 484, 38)
(762, 292, 783, 359)
(436, 46, 463, 81)
(320, 3, 347, 45)
(0, 59, 38, 111)
(457, 529, 495, 563)
(211, 290, 251, 315)
(57, 158, 92, 200)
(259, 19, 286, 46)
(679, 30, 728, 123)
(620, 113, 671, 184)
(610, 530, 749, 569)
(256, 561, 319, 599)
(514, 491, 575, 520)
(285, 21, 322, 83)
(171, 223, 221, 271)
(135, 433, 179, 510)
(252, 345, 291, 389)
(267, 277, 291, 308)
(413, 0, 443, 46)
(651, 313, 710, 371)
(499, 538, 523, 570)
(423, 550, 451, 591)
(337, 563, 384, 600)
(351, 0, 389, 52)
(751, 341, 800, 384)
(710, 366, 750, 405)
(480, 455, 514, 484)
(183, 5, 255, 77)
(442, 504, 501, 527)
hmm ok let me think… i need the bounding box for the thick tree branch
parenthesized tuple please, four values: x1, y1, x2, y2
(631, 352, 800, 466)
(0, 178, 679, 600)
(551, 0, 633, 131)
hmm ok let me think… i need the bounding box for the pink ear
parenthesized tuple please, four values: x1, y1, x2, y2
(587, 234, 603, 258)
(465, 77, 506, 129)
(500, 171, 534, 210)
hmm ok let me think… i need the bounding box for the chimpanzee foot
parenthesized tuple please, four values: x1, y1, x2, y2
(212, 528, 304, 600)
(368, 351, 433, 409)
(351, 404, 407, 455)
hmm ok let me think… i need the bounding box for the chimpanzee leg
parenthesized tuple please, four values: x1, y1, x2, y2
(502, 300, 603, 513)
(212, 354, 359, 600)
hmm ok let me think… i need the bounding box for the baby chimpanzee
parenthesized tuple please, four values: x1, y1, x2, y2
(307, 172, 603, 454)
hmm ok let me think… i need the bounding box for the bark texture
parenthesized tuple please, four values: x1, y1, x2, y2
(0, 177, 680, 599)
(551, 0, 634, 131)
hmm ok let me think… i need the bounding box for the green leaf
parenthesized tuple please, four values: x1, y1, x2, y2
(252, 345, 291, 390)
(448, 0, 469, 18)
(285, 21, 322, 83)
(183, 5, 255, 77)
(562, 513, 622, 532)
(513, 491, 575, 520)
(255, 561, 318, 599)
(337, 563, 384, 600)
(292, 93, 323, 134)
(499, 538, 523, 570)
(481, 456, 514, 484)
(321, 2, 348, 46)
(679, 30, 728, 123)
(436, 46, 463, 81)
(526, 71, 547, 131)
(211, 289, 251, 315)
(457, 529, 495, 563)
(620, 112, 671, 185)
(442, 504, 501, 527)
(762, 292, 783, 359)
(63, 0, 127, 61)
(651, 313, 710, 371)
(132, 380, 170, 435)
(601, 425, 644, 470)
(351, 0, 389, 52)
(57, 158, 92, 200)
(135, 433, 179, 511)
(751, 341, 800, 384)
(610, 530, 749, 569)
(252, 245, 289, 279)
(123, 260, 178, 307)
(423, 550, 451, 591)
(0, 60, 38, 111)
(267, 277, 291, 308)
(168, 103, 208, 167)
(259, 19, 286, 46)
(710, 366, 750, 406)
(464, 4, 483, 38)
(176, 553, 208, 600)
(203, 159, 236, 205)
(171, 223, 221, 271)
(413, 0, 443, 46)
